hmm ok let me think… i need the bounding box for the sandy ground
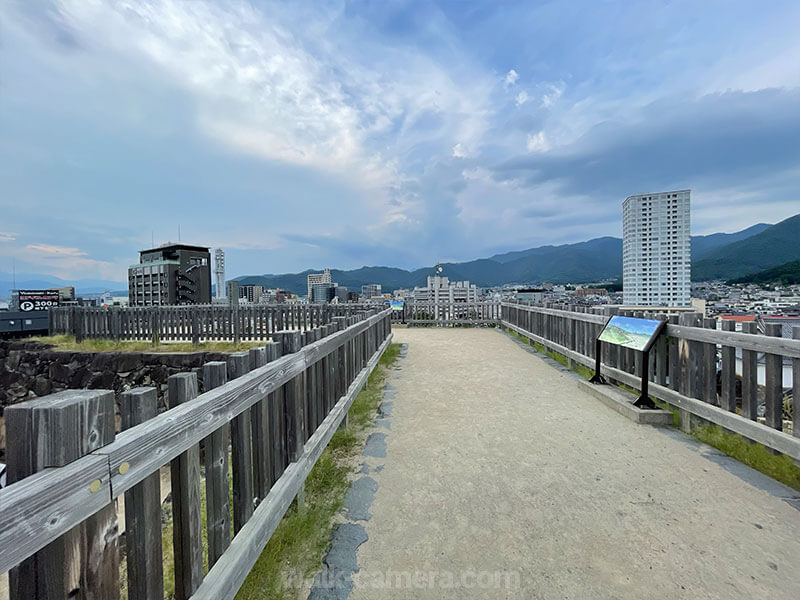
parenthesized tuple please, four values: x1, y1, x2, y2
(348, 327, 800, 600)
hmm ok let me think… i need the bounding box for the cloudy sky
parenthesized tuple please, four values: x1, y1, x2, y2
(2, 0, 799, 282)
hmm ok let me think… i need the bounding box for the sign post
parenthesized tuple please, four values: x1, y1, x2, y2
(590, 315, 667, 409)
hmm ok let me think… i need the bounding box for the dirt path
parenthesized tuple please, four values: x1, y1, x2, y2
(344, 327, 800, 599)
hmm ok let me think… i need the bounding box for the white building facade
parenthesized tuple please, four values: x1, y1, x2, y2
(412, 275, 478, 303)
(214, 248, 226, 299)
(623, 190, 691, 307)
(361, 284, 382, 299)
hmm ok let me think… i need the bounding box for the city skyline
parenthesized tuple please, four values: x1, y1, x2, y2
(2, 1, 800, 282)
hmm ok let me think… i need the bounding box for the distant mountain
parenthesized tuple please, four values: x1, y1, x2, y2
(691, 223, 771, 261)
(728, 260, 800, 286)
(233, 219, 778, 293)
(0, 273, 125, 297)
(692, 213, 800, 281)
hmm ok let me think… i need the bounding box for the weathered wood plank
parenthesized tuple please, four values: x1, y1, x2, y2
(794, 327, 800, 439)
(120, 387, 164, 600)
(741, 321, 759, 420)
(5, 390, 119, 600)
(83, 311, 390, 500)
(228, 353, 254, 533)
(168, 373, 203, 600)
(191, 331, 393, 600)
(703, 318, 718, 405)
(720, 320, 737, 412)
(764, 323, 783, 431)
(202, 362, 231, 569)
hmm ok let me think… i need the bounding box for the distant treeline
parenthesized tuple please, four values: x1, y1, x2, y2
(728, 260, 800, 286)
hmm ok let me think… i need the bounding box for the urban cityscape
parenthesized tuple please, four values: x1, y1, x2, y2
(1, 2, 799, 600)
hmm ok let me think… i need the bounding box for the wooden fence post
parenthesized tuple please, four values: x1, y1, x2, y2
(202, 361, 231, 568)
(228, 352, 254, 533)
(5, 390, 119, 600)
(74, 307, 85, 344)
(764, 323, 783, 431)
(720, 320, 737, 412)
(793, 326, 800, 439)
(120, 387, 164, 600)
(248, 347, 271, 505)
(233, 306, 241, 345)
(741, 321, 759, 421)
(168, 373, 203, 600)
(191, 309, 200, 346)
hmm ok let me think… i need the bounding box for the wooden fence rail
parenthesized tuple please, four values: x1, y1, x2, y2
(405, 300, 501, 325)
(48, 303, 378, 344)
(501, 301, 800, 460)
(0, 308, 393, 600)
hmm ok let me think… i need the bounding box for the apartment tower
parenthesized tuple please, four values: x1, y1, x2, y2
(622, 190, 691, 307)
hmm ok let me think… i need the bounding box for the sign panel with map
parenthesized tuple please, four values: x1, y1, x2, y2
(597, 315, 664, 352)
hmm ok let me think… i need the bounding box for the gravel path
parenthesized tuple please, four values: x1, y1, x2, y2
(344, 327, 800, 600)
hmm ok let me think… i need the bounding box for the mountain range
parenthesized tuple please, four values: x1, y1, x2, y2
(0, 273, 125, 298)
(729, 260, 800, 286)
(4, 214, 797, 299)
(236, 214, 798, 294)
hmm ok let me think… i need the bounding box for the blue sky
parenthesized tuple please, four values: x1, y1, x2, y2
(1, 0, 799, 283)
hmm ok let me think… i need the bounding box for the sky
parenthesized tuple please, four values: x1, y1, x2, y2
(1, 0, 800, 283)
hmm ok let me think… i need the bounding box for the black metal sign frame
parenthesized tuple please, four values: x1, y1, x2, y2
(589, 316, 667, 409)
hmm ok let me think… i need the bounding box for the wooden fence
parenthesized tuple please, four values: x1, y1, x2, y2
(501, 301, 800, 459)
(0, 308, 392, 600)
(49, 303, 375, 344)
(405, 300, 501, 326)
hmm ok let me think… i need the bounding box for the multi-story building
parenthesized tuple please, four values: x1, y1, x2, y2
(311, 282, 336, 303)
(128, 243, 212, 306)
(307, 269, 331, 299)
(412, 275, 478, 303)
(226, 280, 240, 305)
(361, 284, 382, 299)
(623, 190, 691, 307)
(214, 248, 226, 299)
(239, 284, 265, 303)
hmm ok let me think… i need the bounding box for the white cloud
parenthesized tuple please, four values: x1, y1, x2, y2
(505, 69, 519, 87)
(452, 143, 466, 158)
(526, 131, 550, 153)
(26, 243, 87, 257)
(515, 91, 529, 106)
(0, 244, 122, 280)
(0, 233, 16, 242)
(541, 82, 565, 108)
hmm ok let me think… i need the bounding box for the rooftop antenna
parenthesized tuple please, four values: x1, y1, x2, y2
(151, 230, 155, 247)
(12, 257, 16, 291)
(178, 224, 181, 242)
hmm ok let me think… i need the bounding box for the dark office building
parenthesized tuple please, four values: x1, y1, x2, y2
(128, 244, 212, 306)
(311, 282, 336, 303)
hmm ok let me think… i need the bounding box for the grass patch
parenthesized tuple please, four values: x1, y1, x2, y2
(234, 342, 402, 600)
(30, 335, 265, 353)
(692, 424, 800, 492)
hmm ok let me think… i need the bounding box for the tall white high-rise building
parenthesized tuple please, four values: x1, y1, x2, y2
(623, 190, 691, 307)
(214, 248, 226, 299)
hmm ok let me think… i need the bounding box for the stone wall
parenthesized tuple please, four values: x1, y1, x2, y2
(0, 340, 237, 459)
